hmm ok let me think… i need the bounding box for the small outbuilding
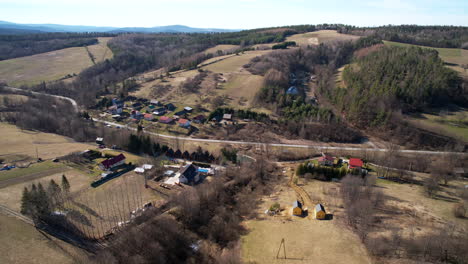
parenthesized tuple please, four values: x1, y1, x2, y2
(314, 204, 326, 220)
(292, 200, 303, 216)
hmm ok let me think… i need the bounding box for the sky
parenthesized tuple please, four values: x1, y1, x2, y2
(0, 0, 466, 29)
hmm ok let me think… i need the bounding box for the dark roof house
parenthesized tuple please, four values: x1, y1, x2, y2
(178, 164, 200, 185)
(99, 154, 126, 170)
(165, 103, 176, 111)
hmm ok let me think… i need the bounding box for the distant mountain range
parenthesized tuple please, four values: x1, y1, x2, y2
(0, 21, 240, 34)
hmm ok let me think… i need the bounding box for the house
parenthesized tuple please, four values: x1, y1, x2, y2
(99, 154, 126, 171)
(144, 113, 154, 121)
(348, 158, 364, 170)
(95, 137, 104, 145)
(286, 86, 299, 95)
(143, 164, 153, 170)
(112, 98, 124, 108)
(292, 200, 303, 216)
(178, 118, 191, 128)
(223, 114, 232, 121)
(175, 110, 187, 116)
(178, 164, 200, 185)
(165, 103, 176, 111)
(153, 108, 167, 116)
(318, 153, 335, 166)
(193, 115, 206, 124)
(132, 102, 142, 108)
(150, 99, 161, 106)
(159, 116, 173, 124)
(131, 110, 143, 120)
(184, 106, 193, 112)
(108, 105, 123, 115)
(314, 204, 326, 220)
(454, 167, 467, 178)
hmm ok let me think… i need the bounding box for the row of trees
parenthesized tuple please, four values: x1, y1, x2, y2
(21, 175, 70, 221)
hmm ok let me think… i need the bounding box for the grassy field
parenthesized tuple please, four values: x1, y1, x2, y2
(0, 214, 87, 264)
(0, 169, 91, 211)
(0, 123, 93, 162)
(286, 30, 360, 46)
(0, 160, 67, 182)
(406, 109, 468, 142)
(0, 38, 113, 86)
(204, 44, 239, 54)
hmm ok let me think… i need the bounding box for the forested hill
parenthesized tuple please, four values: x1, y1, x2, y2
(0, 33, 115, 60)
(338, 25, 468, 49)
(335, 46, 464, 126)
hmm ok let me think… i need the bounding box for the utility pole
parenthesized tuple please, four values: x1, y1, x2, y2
(276, 238, 286, 259)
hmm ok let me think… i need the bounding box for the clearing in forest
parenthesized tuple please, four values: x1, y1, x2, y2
(286, 30, 360, 46)
(0, 37, 113, 86)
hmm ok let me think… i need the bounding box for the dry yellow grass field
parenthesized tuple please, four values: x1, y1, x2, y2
(0, 38, 113, 86)
(0, 123, 94, 161)
(0, 214, 87, 264)
(286, 30, 360, 46)
(204, 44, 239, 54)
(0, 170, 92, 212)
(132, 50, 271, 111)
(242, 175, 371, 264)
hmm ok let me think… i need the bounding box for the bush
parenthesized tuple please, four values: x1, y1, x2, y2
(269, 202, 280, 212)
(453, 202, 467, 218)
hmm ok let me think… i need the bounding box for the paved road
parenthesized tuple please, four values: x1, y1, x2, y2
(4, 86, 465, 156)
(94, 119, 467, 156)
(3, 86, 79, 112)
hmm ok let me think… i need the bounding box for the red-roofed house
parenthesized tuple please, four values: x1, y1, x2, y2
(144, 113, 154, 121)
(318, 154, 334, 166)
(159, 116, 173, 124)
(348, 158, 364, 169)
(178, 118, 191, 128)
(99, 154, 126, 171)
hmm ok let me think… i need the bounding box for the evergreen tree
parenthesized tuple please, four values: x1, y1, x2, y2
(20, 187, 32, 215)
(61, 174, 70, 193)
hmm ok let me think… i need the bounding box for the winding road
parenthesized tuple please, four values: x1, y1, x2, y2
(3, 86, 466, 156)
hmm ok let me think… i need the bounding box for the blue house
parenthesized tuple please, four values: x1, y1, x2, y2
(286, 86, 299, 95)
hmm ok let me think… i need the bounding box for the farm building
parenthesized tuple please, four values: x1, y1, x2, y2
(348, 158, 364, 169)
(99, 154, 126, 171)
(223, 114, 232, 121)
(292, 200, 303, 216)
(314, 204, 326, 220)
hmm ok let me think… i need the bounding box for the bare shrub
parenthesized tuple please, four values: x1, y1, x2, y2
(453, 202, 467, 218)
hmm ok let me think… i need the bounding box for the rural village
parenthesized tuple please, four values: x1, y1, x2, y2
(0, 18, 467, 264)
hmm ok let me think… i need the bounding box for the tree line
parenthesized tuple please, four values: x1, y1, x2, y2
(338, 25, 468, 49)
(0, 32, 114, 60)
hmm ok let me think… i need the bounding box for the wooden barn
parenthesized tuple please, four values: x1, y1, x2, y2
(314, 204, 326, 220)
(292, 200, 303, 216)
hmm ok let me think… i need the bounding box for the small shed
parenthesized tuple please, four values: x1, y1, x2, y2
(223, 114, 232, 121)
(286, 86, 299, 95)
(292, 200, 303, 216)
(314, 204, 326, 220)
(96, 137, 104, 145)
